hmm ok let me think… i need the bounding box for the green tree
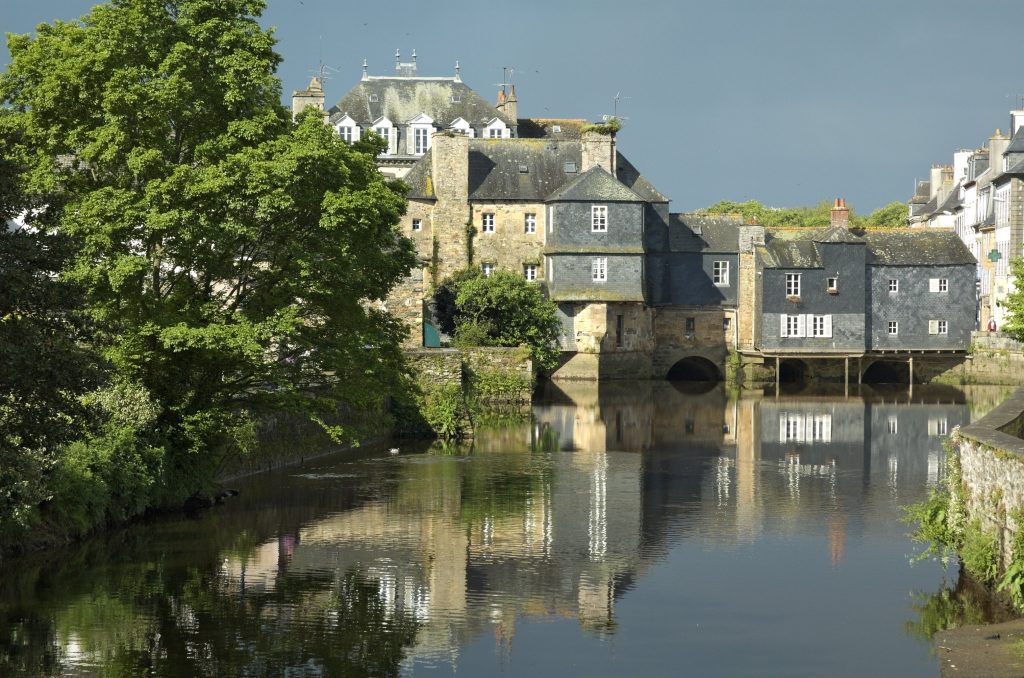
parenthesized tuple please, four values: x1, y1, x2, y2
(0, 109, 97, 537)
(1001, 257, 1024, 341)
(1, 0, 415, 499)
(449, 270, 562, 370)
(863, 201, 908, 228)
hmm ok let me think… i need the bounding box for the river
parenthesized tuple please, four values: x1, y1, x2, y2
(0, 381, 1015, 677)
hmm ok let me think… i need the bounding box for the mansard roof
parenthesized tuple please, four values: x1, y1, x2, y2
(863, 231, 975, 266)
(1006, 127, 1024, 154)
(403, 138, 666, 204)
(328, 77, 515, 129)
(546, 166, 644, 202)
(668, 214, 742, 252)
(759, 238, 823, 269)
(517, 118, 588, 140)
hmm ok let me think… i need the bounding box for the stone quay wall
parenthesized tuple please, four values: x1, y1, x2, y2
(934, 331, 1024, 386)
(405, 346, 534, 402)
(955, 387, 1024, 570)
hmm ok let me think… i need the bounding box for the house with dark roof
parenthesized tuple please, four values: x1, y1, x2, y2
(748, 200, 976, 383)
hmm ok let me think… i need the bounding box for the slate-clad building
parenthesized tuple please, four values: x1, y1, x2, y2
(750, 201, 977, 377)
(296, 59, 979, 381)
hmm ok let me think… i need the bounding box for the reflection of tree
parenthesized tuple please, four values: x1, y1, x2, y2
(1, 559, 420, 677)
(905, 572, 1016, 642)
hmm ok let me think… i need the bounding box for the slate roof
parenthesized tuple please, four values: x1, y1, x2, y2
(517, 118, 587, 140)
(863, 231, 975, 266)
(759, 239, 822, 269)
(812, 225, 865, 244)
(328, 77, 515, 128)
(935, 185, 962, 214)
(402, 138, 666, 204)
(667, 214, 742, 252)
(1006, 127, 1024, 154)
(547, 166, 643, 202)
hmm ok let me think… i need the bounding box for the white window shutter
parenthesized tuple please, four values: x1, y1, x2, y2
(824, 315, 833, 338)
(779, 415, 787, 442)
(781, 315, 788, 337)
(804, 416, 813, 442)
(928, 320, 938, 335)
(929, 278, 940, 293)
(796, 314, 806, 338)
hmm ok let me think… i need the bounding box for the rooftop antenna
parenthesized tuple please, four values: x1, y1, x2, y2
(602, 92, 631, 123)
(492, 66, 516, 93)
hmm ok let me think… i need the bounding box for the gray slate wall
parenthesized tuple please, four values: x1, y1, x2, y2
(868, 264, 975, 350)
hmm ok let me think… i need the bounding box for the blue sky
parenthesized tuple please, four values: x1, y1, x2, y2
(4, 0, 1024, 213)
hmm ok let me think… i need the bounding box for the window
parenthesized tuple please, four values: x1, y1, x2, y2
(811, 414, 832, 442)
(339, 126, 354, 143)
(723, 317, 732, 331)
(929, 320, 948, 335)
(523, 264, 537, 281)
(411, 218, 422, 232)
(827, 277, 838, 292)
(713, 260, 730, 286)
(524, 213, 536, 234)
(685, 317, 695, 333)
(592, 206, 608, 232)
(414, 127, 429, 155)
(518, 164, 529, 174)
(450, 94, 462, 103)
(481, 262, 495, 277)
(888, 321, 898, 335)
(888, 416, 898, 435)
(487, 128, 502, 138)
(928, 418, 949, 436)
(888, 279, 899, 293)
(615, 314, 624, 348)
(592, 257, 607, 282)
(552, 124, 562, 133)
(929, 278, 949, 293)
(785, 273, 801, 297)
(784, 314, 803, 337)
(481, 213, 495, 233)
(375, 126, 390, 146)
(564, 161, 577, 173)
(811, 315, 832, 337)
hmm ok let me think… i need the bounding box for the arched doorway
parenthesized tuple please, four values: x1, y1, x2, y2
(862, 360, 912, 384)
(666, 356, 722, 383)
(778, 359, 807, 383)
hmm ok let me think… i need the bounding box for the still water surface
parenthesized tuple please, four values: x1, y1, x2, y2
(0, 382, 1014, 677)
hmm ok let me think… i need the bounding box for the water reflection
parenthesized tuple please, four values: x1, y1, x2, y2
(0, 383, 1012, 677)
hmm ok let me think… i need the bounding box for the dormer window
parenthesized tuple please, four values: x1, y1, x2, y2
(368, 94, 379, 103)
(827, 277, 838, 293)
(408, 113, 435, 155)
(450, 94, 462, 103)
(371, 116, 396, 155)
(448, 117, 475, 137)
(484, 118, 509, 139)
(334, 114, 361, 144)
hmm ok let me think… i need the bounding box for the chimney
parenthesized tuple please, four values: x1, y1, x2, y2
(989, 128, 1010, 171)
(431, 131, 469, 203)
(830, 198, 850, 229)
(495, 87, 506, 113)
(503, 84, 518, 122)
(291, 76, 326, 122)
(581, 129, 616, 175)
(1012, 110, 1024, 134)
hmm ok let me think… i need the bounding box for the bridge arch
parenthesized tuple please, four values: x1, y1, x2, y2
(778, 359, 808, 383)
(862, 359, 915, 384)
(666, 355, 722, 382)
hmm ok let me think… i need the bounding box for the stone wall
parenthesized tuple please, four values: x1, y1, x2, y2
(405, 346, 534, 401)
(471, 202, 546, 276)
(955, 387, 1024, 569)
(933, 332, 1024, 385)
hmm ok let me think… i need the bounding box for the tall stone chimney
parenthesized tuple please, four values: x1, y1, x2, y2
(430, 131, 471, 275)
(830, 198, 850, 229)
(989, 129, 1010, 170)
(503, 84, 518, 122)
(291, 76, 326, 121)
(581, 129, 616, 175)
(737, 225, 765, 351)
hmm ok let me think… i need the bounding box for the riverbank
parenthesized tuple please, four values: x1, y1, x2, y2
(936, 619, 1024, 677)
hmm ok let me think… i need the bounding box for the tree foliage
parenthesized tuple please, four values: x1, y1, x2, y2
(436, 269, 562, 370)
(698, 199, 907, 229)
(0, 0, 416, 534)
(1001, 257, 1024, 342)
